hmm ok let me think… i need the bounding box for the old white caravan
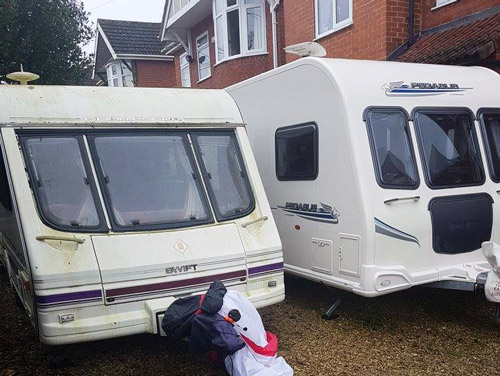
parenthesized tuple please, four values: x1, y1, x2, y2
(0, 86, 284, 345)
(228, 58, 500, 298)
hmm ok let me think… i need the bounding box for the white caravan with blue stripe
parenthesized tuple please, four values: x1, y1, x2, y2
(228, 57, 500, 299)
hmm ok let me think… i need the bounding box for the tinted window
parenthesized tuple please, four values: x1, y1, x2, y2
(0, 145, 25, 264)
(366, 110, 419, 189)
(22, 136, 103, 230)
(91, 134, 211, 230)
(275, 123, 318, 181)
(479, 111, 500, 182)
(192, 132, 254, 220)
(414, 111, 484, 188)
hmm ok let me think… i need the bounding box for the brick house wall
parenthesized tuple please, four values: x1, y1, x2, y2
(283, 0, 422, 63)
(159, 0, 499, 89)
(169, 2, 283, 89)
(421, 0, 500, 29)
(386, 0, 422, 55)
(134, 60, 177, 88)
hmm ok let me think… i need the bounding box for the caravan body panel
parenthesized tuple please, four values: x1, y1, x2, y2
(0, 86, 284, 344)
(228, 58, 500, 297)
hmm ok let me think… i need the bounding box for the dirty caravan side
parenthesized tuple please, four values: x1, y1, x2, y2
(0, 86, 284, 345)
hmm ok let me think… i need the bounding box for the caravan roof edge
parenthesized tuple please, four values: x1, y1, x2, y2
(0, 86, 244, 126)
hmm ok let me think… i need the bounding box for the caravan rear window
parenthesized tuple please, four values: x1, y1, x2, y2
(414, 110, 484, 188)
(192, 132, 254, 220)
(365, 109, 419, 189)
(21, 136, 106, 232)
(479, 110, 500, 182)
(89, 133, 212, 231)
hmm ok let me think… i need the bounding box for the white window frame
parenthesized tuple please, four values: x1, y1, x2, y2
(196, 31, 211, 82)
(106, 60, 134, 87)
(314, 0, 353, 40)
(213, 0, 267, 64)
(180, 52, 191, 88)
(432, 0, 457, 10)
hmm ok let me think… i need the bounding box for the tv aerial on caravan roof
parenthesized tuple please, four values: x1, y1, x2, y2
(6, 65, 39, 85)
(284, 42, 327, 58)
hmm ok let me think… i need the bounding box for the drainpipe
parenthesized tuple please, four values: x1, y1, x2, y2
(408, 0, 415, 46)
(270, 1, 280, 68)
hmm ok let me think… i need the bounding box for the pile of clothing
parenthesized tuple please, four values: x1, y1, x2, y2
(162, 280, 293, 376)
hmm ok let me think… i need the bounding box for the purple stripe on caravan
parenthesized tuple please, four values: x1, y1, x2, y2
(106, 269, 247, 298)
(248, 262, 284, 275)
(36, 290, 102, 305)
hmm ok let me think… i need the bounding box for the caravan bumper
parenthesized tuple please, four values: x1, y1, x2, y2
(37, 276, 284, 345)
(355, 262, 491, 297)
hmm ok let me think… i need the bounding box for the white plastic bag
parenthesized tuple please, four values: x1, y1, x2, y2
(482, 242, 500, 303)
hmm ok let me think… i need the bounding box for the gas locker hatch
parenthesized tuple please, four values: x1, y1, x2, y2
(91, 223, 248, 305)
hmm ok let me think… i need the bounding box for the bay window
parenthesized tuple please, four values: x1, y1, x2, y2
(213, 0, 266, 63)
(315, 0, 353, 38)
(106, 60, 134, 87)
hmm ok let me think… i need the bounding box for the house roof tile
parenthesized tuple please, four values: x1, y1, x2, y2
(98, 19, 166, 56)
(397, 11, 500, 65)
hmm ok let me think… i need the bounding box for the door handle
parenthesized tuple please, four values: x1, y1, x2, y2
(384, 196, 420, 205)
(241, 216, 268, 228)
(36, 235, 85, 244)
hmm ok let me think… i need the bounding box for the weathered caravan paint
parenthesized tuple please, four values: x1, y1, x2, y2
(227, 58, 500, 297)
(0, 86, 284, 345)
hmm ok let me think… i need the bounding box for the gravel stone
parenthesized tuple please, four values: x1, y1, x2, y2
(1, 273, 500, 375)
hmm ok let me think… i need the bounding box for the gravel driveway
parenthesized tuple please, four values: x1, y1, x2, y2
(1, 272, 500, 376)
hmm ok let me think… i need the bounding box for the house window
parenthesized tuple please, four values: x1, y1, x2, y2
(213, 0, 266, 63)
(433, 0, 457, 9)
(196, 32, 211, 81)
(275, 123, 318, 181)
(180, 52, 191, 88)
(315, 0, 353, 38)
(106, 61, 134, 87)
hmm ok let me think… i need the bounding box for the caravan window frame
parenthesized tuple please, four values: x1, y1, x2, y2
(412, 107, 485, 190)
(19, 132, 109, 233)
(87, 130, 215, 233)
(191, 130, 256, 222)
(275, 122, 319, 181)
(364, 107, 420, 190)
(478, 108, 500, 183)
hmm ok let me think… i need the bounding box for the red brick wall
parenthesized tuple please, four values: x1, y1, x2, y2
(283, 0, 397, 63)
(170, 3, 277, 90)
(421, 0, 500, 29)
(386, 0, 422, 55)
(134, 60, 176, 88)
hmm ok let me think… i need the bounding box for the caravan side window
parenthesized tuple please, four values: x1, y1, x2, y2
(414, 109, 484, 188)
(479, 110, 500, 182)
(20, 135, 107, 232)
(191, 132, 255, 221)
(275, 123, 318, 181)
(365, 109, 419, 189)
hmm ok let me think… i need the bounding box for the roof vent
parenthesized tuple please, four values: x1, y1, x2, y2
(284, 42, 326, 58)
(7, 65, 40, 85)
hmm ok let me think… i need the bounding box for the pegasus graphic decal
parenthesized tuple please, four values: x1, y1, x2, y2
(382, 81, 471, 97)
(278, 201, 340, 224)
